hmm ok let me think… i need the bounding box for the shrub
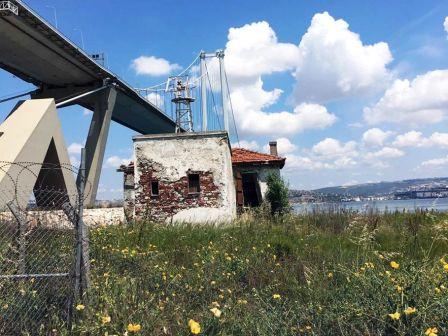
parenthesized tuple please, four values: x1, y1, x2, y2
(265, 172, 290, 216)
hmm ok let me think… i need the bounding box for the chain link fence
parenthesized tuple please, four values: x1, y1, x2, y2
(0, 160, 91, 334)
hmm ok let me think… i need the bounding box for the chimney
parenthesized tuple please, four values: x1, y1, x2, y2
(269, 141, 278, 156)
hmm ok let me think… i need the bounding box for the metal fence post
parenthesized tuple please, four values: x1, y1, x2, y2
(79, 148, 90, 296)
(7, 202, 27, 274)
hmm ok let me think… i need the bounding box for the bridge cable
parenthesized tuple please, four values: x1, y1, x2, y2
(204, 60, 222, 130)
(223, 64, 240, 146)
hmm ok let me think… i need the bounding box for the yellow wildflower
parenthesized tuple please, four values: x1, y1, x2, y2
(273, 293, 281, 299)
(435, 287, 441, 294)
(210, 307, 222, 318)
(440, 257, 447, 265)
(101, 315, 111, 324)
(237, 299, 248, 304)
(327, 272, 333, 279)
(210, 281, 216, 285)
(403, 307, 416, 315)
(395, 285, 403, 293)
(188, 319, 201, 335)
(211, 301, 220, 307)
(390, 261, 400, 269)
(425, 327, 438, 336)
(127, 323, 141, 332)
(444, 264, 448, 272)
(75, 304, 85, 311)
(388, 312, 401, 320)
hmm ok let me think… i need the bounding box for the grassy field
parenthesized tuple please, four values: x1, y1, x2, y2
(56, 209, 448, 335)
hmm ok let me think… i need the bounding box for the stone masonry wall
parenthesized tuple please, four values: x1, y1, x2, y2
(132, 132, 237, 223)
(134, 159, 221, 221)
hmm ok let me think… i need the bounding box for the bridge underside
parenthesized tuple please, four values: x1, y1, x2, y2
(0, 0, 176, 134)
(0, 0, 177, 204)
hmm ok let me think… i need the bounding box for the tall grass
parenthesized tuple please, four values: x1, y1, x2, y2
(44, 210, 448, 334)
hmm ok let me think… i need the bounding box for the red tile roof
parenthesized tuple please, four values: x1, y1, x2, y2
(231, 148, 286, 168)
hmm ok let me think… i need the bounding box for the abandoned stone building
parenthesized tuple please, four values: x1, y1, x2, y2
(118, 131, 285, 223)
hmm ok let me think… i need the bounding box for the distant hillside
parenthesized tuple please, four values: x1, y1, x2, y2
(311, 177, 448, 197)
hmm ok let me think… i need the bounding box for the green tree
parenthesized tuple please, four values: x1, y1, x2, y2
(266, 172, 290, 216)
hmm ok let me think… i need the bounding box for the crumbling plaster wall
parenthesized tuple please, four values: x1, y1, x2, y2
(133, 132, 236, 223)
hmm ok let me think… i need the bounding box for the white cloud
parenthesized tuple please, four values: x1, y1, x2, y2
(233, 92, 336, 136)
(364, 70, 448, 126)
(232, 140, 259, 151)
(364, 147, 404, 160)
(224, 21, 336, 137)
(444, 17, 448, 37)
(429, 132, 448, 148)
(104, 156, 131, 169)
(147, 92, 164, 109)
(285, 153, 356, 171)
(421, 156, 448, 168)
(68, 142, 83, 155)
(131, 56, 181, 76)
(82, 108, 92, 116)
(263, 137, 297, 155)
(69, 155, 80, 167)
(293, 12, 393, 103)
(312, 138, 358, 159)
(393, 131, 427, 147)
(362, 128, 393, 147)
(393, 131, 448, 148)
(225, 21, 300, 86)
(285, 155, 327, 170)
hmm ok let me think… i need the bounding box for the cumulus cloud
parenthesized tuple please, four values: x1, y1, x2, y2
(104, 156, 131, 169)
(263, 137, 297, 155)
(421, 156, 448, 168)
(364, 147, 404, 160)
(131, 56, 181, 76)
(393, 131, 426, 148)
(82, 108, 92, 116)
(293, 12, 393, 103)
(69, 156, 80, 167)
(444, 17, 448, 37)
(226, 21, 300, 86)
(232, 140, 260, 151)
(364, 70, 448, 126)
(68, 142, 83, 155)
(224, 21, 336, 136)
(362, 128, 393, 147)
(237, 102, 336, 136)
(312, 138, 358, 159)
(393, 131, 448, 148)
(147, 92, 164, 109)
(285, 155, 327, 170)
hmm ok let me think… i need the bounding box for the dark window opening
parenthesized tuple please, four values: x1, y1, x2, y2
(0, 132, 3, 138)
(188, 173, 200, 194)
(242, 172, 261, 207)
(151, 180, 159, 196)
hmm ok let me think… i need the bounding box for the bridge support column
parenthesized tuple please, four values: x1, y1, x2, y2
(79, 87, 117, 206)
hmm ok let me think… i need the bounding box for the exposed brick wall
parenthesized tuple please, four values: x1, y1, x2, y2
(134, 159, 221, 221)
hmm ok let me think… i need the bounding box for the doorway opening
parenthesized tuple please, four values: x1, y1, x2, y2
(241, 172, 261, 207)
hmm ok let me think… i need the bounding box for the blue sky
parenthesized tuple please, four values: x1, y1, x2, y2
(1, 0, 448, 198)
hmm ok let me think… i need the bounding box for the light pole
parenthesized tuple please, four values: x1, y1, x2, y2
(74, 28, 85, 50)
(45, 5, 58, 29)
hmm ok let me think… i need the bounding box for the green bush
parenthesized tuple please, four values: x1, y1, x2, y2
(265, 172, 290, 216)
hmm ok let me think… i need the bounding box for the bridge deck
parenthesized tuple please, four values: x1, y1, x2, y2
(0, 0, 176, 134)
